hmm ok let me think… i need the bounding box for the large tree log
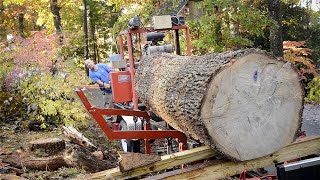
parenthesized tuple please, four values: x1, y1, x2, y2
(135, 49, 304, 161)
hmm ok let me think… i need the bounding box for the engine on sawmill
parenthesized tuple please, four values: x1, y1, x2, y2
(143, 32, 173, 55)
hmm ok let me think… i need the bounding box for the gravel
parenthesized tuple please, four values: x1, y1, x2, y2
(302, 104, 320, 136)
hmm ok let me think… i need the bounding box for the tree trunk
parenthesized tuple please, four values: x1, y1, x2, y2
(268, 0, 283, 57)
(90, 21, 98, 63)
(214, 6, 223, 49)
(135, 49, 304, 161)
(50, 0, 63, 43)
(232, 0, 240, 50)
(18, 13, 24, 37)
(83, 0, 90, 76)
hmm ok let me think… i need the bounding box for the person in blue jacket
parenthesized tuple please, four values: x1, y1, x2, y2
(84, 59, 113, 108)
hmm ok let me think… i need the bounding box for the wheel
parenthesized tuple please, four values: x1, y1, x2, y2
(119, 120, 140, 152)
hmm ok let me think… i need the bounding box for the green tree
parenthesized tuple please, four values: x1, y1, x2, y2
(268, 0, 283, 57)
(188, 0, 271, 54)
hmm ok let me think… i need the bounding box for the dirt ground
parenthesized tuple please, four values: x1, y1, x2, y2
(1, 103, 319, 179)
(301, 104, 320, 136)
(0, 119, 120, 179)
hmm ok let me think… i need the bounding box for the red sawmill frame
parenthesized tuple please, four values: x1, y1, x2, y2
(76, 88, 188, 154)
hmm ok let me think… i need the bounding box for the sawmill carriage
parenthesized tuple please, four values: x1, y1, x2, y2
(77, 15, 192, 155)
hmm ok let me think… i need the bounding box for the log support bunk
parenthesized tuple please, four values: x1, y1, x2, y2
(78, 136, 320, 180)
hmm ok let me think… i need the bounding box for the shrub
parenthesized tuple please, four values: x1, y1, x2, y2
(305, 77, 320, 104)
(0, 31, 90, 128)
(19, 68, 89, 128)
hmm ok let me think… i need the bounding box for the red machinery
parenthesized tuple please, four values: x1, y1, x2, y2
(76, 23, 192, 154)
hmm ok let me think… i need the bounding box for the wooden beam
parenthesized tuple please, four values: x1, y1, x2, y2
(151, 136, 320, 180)
(78, 145, 217, 180)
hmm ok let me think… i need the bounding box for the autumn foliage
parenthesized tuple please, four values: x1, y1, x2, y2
(0, 31, 89, 128)
(13, 31, 58, 70)
(283, 41, 318, 81)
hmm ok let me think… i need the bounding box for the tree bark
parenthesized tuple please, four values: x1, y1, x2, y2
(135, 49, 304, 161)
(268, 0, 283, 57)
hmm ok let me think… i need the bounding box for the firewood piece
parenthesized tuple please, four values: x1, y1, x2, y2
(0, 174, 28, 180)
(0, 162, 24, 175)
(2, 153, 68, 171)
(118, 152, 161, 172)
(63, 146, 117, 173)
(135, 49, 304, 161)
(29, 138, 65, 156)
(92, 151, 104, 160)
(62, 126, 97, 150)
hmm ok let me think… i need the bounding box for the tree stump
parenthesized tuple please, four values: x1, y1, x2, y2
(29, 138, 65, 156)
(135, 49, 304, 161)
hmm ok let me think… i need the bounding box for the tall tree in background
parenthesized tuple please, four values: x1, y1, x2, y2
(267, 0, 283, 57)
(87, 0, 119, 62)
(232, 0, 240, 50)
(187, 0, 271, 54)
(88, 0, 98, 63)
(18, 12, 24, 36)
(83, 0, 89, 76)
(50, 0, 63, 43)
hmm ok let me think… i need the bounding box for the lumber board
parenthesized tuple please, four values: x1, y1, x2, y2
(147, 136, 320, 180)
(77, 136, 320, 180)
(78, 146, 218, 180)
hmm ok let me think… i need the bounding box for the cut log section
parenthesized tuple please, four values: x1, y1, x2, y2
(3, 153, 68, 171)
(118, 152, 161, 172)
(135, 49, 304, 161)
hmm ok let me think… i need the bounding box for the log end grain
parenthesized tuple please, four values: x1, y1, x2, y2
(201, 53, 303, 161)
